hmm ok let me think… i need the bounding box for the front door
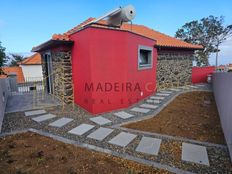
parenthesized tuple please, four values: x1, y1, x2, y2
(44, 52, 53, 94)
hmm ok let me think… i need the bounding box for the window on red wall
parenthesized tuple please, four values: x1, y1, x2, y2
(138, 45, 153, 70)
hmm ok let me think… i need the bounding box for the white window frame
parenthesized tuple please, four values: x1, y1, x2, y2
(138, 45, 153, 70)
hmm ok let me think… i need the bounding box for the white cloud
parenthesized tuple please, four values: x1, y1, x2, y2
(209, 37, 232, 65)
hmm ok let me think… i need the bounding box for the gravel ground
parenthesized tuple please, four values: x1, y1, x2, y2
(0, 132, 173, 174)
(2, 84, 230, 174)
(2, 112, 231, 174)
(99, 84, 213, 126)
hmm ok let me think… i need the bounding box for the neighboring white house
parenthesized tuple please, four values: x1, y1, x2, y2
(18, 53, 43, 82)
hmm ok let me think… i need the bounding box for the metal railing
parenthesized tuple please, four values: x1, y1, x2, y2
(17, 76, 44, 93)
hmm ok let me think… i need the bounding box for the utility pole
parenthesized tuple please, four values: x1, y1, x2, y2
(215, 44, 219, 71)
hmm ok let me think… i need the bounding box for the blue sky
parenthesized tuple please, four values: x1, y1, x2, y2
(0, 0, 232, 65)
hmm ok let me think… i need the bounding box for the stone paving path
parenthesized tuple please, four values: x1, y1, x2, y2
(140, 103, 158, 109)
(24, 109, 46, 117)
(32, 114, 56, 123)
(109, 132, 137, 147)
(87, 127, 114, 141)
(114, 111, 134, 119)
(69, 124, 95, 136)
(90, 116, 112, 125)
(49, 118, 73, 128)
(136, 137, 161, 155)
(18, 84, 232, 174)
(182, 143, 209, 166)
(130, 107, 151, 113)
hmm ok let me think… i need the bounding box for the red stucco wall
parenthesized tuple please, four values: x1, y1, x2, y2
(70, 27, 157, 114)
(192, 66, 215, 84)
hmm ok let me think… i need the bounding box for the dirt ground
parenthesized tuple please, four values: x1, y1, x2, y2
(0, 132, 172, 174)
(125, 91, 225, 144)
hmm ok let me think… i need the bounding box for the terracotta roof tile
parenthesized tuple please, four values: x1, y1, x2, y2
(121, 24, 203, 49)
(19, 53, 41, 65)
(0, 74, 7, 79)
(2, 67, 25, 83)
(52, 18, 203, 49)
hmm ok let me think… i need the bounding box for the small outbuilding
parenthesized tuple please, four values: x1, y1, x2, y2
(18, 53, 43, 81)
(32, 18, 202, 114)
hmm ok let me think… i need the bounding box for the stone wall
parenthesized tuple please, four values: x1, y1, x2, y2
(41, 51, 73, 104)
(157, 50, 194, 88)
(40, 49, 193, 102)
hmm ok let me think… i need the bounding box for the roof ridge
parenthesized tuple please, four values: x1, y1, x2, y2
(65, 17, 95, 35)
(52, 18, 96, 40)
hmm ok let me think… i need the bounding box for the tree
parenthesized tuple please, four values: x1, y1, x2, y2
(0, 41, 8, 74)
(175, 16, 232, 66)
(8, 54, 24, 66)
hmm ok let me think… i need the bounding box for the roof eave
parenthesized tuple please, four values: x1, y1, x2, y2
(20, 63, 41, 65)
(32, 39, 74, 52)
(155, 45, 204, 51)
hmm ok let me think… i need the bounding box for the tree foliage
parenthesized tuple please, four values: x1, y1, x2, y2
(8, 54, 25, 67)
(175, 16, 232, 66)
(0, 41, 8, 74)
(0, 42, 7, 66)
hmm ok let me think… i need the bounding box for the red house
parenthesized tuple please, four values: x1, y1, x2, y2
(32, 18, 202, 114)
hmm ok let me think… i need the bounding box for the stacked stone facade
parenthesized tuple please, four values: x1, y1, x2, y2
(41, 51, 73, 104)
(41, 49, 194, 103)
(157, 50, 194, 88)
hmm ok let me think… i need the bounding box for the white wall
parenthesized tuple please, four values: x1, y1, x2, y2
(20, 65, 43, 81)
(213, 72, 232, 163)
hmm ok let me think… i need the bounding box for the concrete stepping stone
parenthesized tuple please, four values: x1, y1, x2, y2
(130, 107, 150, 113)
(195, 84, 206, 87)
(179, 86, 190, 90)
(49, 117, 73, 128)
(140, 104, 158, 109)
(114, 111, 134, 119)
(146, 99, 160, 104)
(156, 93, 170, 96)
(25, 110, 46, 117)
(90, 116, 112, 125)
(87, 127, 114, 141)
(32, 114, 56, 122)
(109, 132, 137, 147)
(136, 137, 161, 155)
(150, 96, 165, 100)
(189, 85, 199, 89)
(160, 90, 173, 94)
(169, 88, 181, 92)
(68, 124, 95, 136)
(181, 143, 209, 166)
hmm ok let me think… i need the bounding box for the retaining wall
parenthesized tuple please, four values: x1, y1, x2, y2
(212, 72, 232, 162)
(0, 78, 10, 132)
(192, 66, 215, 84)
